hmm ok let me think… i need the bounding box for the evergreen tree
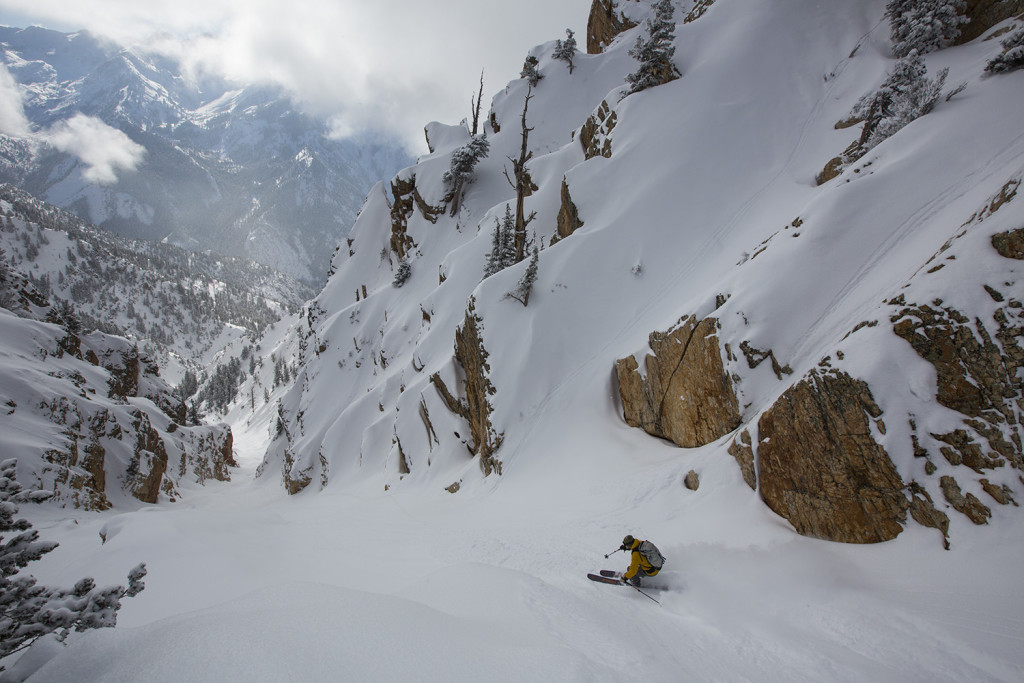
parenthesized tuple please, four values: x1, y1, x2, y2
(483, 205, 517, 279)
(886, 0, 967, 58)
(443, 135, 491, 215)
(848, 50, 948, 154)
(0, 246, 9, 310)
(623, 0, 680, 98)
(984, 27, 1024, 74)
(553, 28, 578, 74)
(392, 259, 412, 288)
(520, 55, 543, 87)
(506, 244, 540, 307)
(0, 459, 145, 670)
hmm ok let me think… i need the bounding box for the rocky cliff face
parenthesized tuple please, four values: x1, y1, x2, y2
(586, 0, 638, 54)
(616, 315, 741, 448)
(757, 370, 908, 544)
(961, 0, 1024, 42)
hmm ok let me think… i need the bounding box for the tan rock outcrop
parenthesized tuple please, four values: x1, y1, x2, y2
(757, 370, 909, 544)
(908, 482, 950, 549)
(940, 475, 992, 524)
(433, 298, 503, 476)
(454, 299, 503, 475)
(586, 0, 638, 54)
(891, 300, 1023, 472)
(554, 178, 584, 243)
(615, 315, 741, 448)
(728, 429, 756, 490)
(992, 227, 1024, 259)
(579, 100, 617, 160)
(960, 0, 1024, 43)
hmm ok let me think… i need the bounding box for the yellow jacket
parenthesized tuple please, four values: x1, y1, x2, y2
(623, 539, 659, 579)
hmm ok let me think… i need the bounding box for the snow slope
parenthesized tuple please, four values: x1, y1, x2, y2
(6, 0, 1024, 680)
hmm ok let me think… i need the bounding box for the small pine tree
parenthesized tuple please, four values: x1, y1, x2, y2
(623, 0, 680, 98)
(848, 50, 948, 154)
(506, 244, 540, 307)
(0, 459, 146, 670)
(392, 259, 412, 288)
(553, 29, 578, 74)
(483, 205, 517, 279)
(442, 135, 491, 195)
(886, 0, 967, 58)
(984, 27, 1024, 74)
(520, 55, 543, 87)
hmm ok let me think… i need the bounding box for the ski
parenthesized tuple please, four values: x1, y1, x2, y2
(599, 570, 621, 579)
(587, 573, 623, 585)
(588, 571, 662, 605)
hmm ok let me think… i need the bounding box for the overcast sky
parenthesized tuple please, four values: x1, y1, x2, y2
(0, 0, 590, 152)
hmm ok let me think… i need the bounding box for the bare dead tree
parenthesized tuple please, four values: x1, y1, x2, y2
(502, 87, 539, 262)
(470, 70, 485, 135)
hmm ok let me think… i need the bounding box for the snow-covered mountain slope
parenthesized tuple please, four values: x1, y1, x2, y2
(0, 26, 412, 285)
(261, 0, 1024, 547)
(0, 184, 310, 387)
(0, 279, 235, 511)
(6, 1, 1024, 680)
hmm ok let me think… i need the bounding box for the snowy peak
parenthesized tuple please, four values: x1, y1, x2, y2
(0, 26, 412, 284)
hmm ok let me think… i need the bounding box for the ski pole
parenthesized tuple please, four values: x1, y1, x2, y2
(631, 585, 661, 605)
(604, 547, 624, 559)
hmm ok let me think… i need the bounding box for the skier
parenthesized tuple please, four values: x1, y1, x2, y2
(619, 534, 664, 587)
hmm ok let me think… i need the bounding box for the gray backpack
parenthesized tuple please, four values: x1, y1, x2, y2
(637, 540, 665, 570)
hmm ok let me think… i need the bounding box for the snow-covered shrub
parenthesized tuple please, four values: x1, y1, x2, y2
(442, 135, 490, 195)
(520, 55, 543, 87)
(622, 0, 681, 98)
(0, 459, 145, 671)
(984, 27, 1024, 74)
(849, 50, 949, 153)
(553, 29, 577, 74)
(392, 259, 412, 288)
(886, 0, 967, 58)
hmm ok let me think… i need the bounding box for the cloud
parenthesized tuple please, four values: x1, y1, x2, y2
(0, 63, 31, 136)
(46, 114, 146, 185)
(0, 0, 588, 151)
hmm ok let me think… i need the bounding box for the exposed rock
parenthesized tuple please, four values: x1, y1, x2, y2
(960, 0, 1024, 43)
(940, 475, 992, 524)
(446, 481, 461, 494)
(907, 482, 950, 549)
(586, 0, 638, 54)
(684, 0, 716, 23)
(739, 340, 793, 379)
(980, 478, 1018, 506)
(390, 175, 418, 260)
(684, 470, 700, 491)
(436, 298, 503, 475)
(728, 429, 756, 490)
(932, 429, 1003, 472)
(615, 315, 741, 448)
(283, 449, 313, 495)
(579, 100, 617, 160)
(128, 411, 170, 504)
(892, 301, 1023, 471)
(757, 370, 908, 543)
(992, 227, 1024, 259)
(553, 178, 585, 243)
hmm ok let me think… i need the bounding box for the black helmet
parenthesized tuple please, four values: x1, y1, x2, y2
(622, 534, 635, 549)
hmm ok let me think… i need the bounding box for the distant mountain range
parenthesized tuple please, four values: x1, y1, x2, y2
(0, 183, 311, 382)
(0, 26, 412, 285)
